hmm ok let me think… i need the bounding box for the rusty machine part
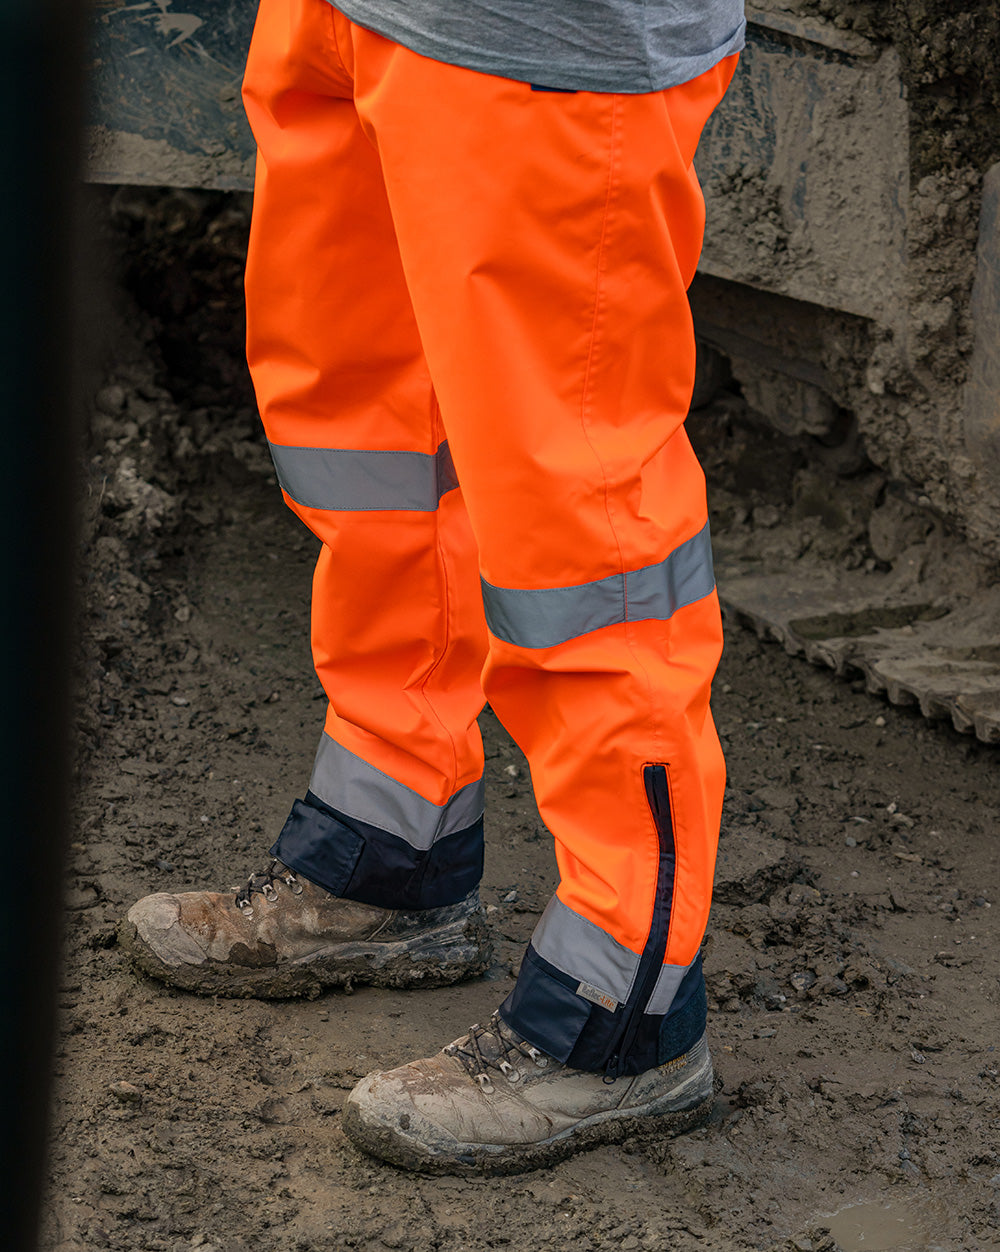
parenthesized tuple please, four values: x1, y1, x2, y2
(86, 2, 1000, 741)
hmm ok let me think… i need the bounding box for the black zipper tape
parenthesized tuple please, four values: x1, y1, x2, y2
(603, 763, 677, 1079)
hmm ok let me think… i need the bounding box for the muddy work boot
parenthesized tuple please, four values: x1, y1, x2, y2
(342, 1012, 715, 1175)
(119, 861, 491, 999)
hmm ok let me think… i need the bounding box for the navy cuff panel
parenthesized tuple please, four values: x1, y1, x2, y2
(500, 946, 707, 1075)
(270, 794, 484, 911)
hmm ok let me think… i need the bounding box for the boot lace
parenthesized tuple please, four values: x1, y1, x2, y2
(444, 1012, 551, 1094)
(234, 859, 303, 918)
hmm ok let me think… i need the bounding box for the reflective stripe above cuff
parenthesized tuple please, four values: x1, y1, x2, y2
(530, 895, 640, 1007)
(481, 522, 715, 649)
(309, 732, 484, 851)
(644, 961, 692, 1016)
(268, 440, 458, 512)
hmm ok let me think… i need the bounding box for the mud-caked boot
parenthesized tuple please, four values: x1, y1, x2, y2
(342, 1011, 715, 1175)
(119, 860, 491, 999)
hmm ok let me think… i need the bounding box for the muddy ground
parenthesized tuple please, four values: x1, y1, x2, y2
(43, 190, 1000, 1252)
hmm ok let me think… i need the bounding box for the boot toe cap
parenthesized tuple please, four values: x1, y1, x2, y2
(125, 893, 211, 967)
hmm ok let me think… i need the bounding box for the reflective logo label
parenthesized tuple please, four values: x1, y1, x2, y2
(576, 981, 619, 1013)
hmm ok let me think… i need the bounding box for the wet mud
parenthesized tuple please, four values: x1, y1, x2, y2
(44, 191, 1000, 1251)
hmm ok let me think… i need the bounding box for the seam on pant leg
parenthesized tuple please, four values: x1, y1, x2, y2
(323, 0, 347, 67)
(575, 95, 663, 953)
(575, 96, 661, 765)
(414, 391, 465, 790)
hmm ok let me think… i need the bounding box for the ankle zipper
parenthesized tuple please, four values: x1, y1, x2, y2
(602, 764, 676, 1081)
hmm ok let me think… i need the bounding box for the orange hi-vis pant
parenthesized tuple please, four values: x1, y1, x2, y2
(243, 0, 736, 1075)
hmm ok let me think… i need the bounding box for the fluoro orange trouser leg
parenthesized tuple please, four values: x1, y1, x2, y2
(243, 0, 735, 1074)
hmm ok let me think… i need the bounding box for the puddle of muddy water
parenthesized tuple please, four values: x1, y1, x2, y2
(823, 1197, 949, 1251)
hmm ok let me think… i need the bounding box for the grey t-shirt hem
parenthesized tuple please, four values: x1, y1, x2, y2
(330, 0, 745, 94)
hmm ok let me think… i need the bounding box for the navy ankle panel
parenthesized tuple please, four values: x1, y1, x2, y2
(500, 951, 707, 1075)
(269, 793, 484, 911)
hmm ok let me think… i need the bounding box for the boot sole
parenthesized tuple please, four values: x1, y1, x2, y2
(341, 1047, 718, 1176)
(117, 908, 493, 1000)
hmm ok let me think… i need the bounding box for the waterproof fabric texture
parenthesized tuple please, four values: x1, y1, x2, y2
(242, 0, 735, 1073)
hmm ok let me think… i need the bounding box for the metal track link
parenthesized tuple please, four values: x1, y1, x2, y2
(716, 559, 1000, 744)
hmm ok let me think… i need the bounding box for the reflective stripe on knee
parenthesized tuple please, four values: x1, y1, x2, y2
(481, 522, 715, 649)
(268, 440, 459, 512)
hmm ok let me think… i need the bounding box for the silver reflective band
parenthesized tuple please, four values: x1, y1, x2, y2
(643, 961, 691, 1016)
(268, 440, 458, 512)
(531, 896, 639, 1004)
(309, 733, 484, 851)
(481, 522, 715, 650)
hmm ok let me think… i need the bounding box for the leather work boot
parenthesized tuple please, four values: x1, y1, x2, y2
(342, 1012, 716, 1174)
(119, 860, 491, 999)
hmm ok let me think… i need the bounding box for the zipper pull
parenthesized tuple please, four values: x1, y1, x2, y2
(603, 1054, 621, 1084)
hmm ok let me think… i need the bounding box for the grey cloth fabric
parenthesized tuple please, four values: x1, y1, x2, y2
(329, 0, 745, 93)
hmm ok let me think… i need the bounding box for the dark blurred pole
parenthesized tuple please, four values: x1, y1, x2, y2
(0, 0, 85, 1246)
